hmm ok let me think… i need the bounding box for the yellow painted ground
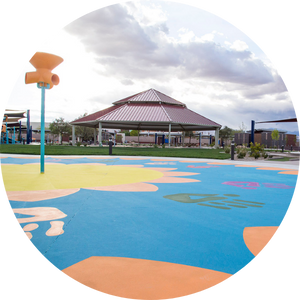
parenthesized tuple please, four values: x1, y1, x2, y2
(2, 164, 163, 191)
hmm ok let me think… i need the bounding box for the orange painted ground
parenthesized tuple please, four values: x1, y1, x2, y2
(243, 226, 278, 256)
(63, 257, 231, 300)
(234, 165, 261, 168)
(6, 189, 80, 201)
(150, 159, 178, 161)
(120, 157, 150, 160)
(179, 160, 208, 163)
(207, 162, 235, 165)
(86, 157, 116, 159)
(256, 167, 294, 171)
(278, 170, 298, 175)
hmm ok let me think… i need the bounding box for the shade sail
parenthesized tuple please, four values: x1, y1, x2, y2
(256, 118, 297, 123)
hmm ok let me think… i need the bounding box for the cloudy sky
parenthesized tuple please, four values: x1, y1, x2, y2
(6, 0, 298, 134)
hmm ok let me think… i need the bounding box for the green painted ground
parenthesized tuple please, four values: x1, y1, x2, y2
(0, 144, 230, 159)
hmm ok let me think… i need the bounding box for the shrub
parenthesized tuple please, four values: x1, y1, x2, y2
(224, 146, 230, 154)
(250, 142, 265, 159)
(251, 150, 260, 159)
(237, 152, 245, 159)
(76, 142, 81, 147)
(237, 148, 247, 159)
(262, 152, 269, 159)
(250, 142, 264, 152)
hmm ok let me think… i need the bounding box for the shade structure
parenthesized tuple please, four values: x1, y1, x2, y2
(256, 118, 297, 124)
(2, 109, 26, 128)
(70, 89, 221, 132)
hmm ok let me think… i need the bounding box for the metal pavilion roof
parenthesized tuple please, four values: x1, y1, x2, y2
(112, 88, 186, 107)
(70, 89, 221, 131)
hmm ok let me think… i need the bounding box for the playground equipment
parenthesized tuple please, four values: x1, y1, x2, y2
(1, 111, 29, 144)
(25, 52, 63, 173)
(1, 115, 8, 144)
(1, 124, 6, 133)
(1, 127, 19, 144)
(0, 109, 32, 144)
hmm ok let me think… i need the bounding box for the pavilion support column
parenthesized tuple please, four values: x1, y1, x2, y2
(182, 131, 185, 147)
(168, 124, 171, 148)
(94, 128, 97, 145)
(214, 128, 220, 149)
(99, 122, 102, 147)
(72, 125, 75, 146)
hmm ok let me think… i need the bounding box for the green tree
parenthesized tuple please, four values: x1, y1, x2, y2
(74, 113, 95, 141)
(185, 131, 195, 144)
(130, 130, 139, 136)
(116, 134, 123, 143)
(49, 117, 72, 144)
(219, 126, 234, 140)
(120, 130, 130, 136)
(271, 129, 279, 149)
(219, 126, 234, 147)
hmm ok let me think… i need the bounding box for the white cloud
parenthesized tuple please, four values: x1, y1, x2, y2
(123, 1, 168, 27)
(199, 31, 223, 42)
(229, 40, 249, 51)
(65, 4, 282, 89)
(178, 28, 199, 43)
(4, 0, 298, 132)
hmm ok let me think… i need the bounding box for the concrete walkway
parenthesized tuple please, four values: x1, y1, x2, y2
(1, 154, 298, 299)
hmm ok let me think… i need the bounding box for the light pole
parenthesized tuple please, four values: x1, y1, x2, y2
(109, 136, 113, 155)
(231, 141, 235, 160)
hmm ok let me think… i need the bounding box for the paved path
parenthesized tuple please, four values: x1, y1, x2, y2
(1, 154, 298, 299)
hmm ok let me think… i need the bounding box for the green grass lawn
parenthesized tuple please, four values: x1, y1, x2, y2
(0, 144, 230, 159)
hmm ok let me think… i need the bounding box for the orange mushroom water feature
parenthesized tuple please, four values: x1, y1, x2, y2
(25, 52, 63, 89)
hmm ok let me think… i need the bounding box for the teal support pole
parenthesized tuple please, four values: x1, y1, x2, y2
(6, 123, 8, 144)
(38, 83, 50, 174)
(13, 127, 15, 144)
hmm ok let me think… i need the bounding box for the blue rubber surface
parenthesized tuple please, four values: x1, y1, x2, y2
(5, 157, 296, 275)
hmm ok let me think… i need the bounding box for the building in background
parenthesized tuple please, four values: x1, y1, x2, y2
(235, 129, 297, 149)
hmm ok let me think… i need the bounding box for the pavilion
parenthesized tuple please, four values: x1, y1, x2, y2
(70, 88, 221, 147)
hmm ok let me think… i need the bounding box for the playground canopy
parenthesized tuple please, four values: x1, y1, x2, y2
(3, 109, 26, 127)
